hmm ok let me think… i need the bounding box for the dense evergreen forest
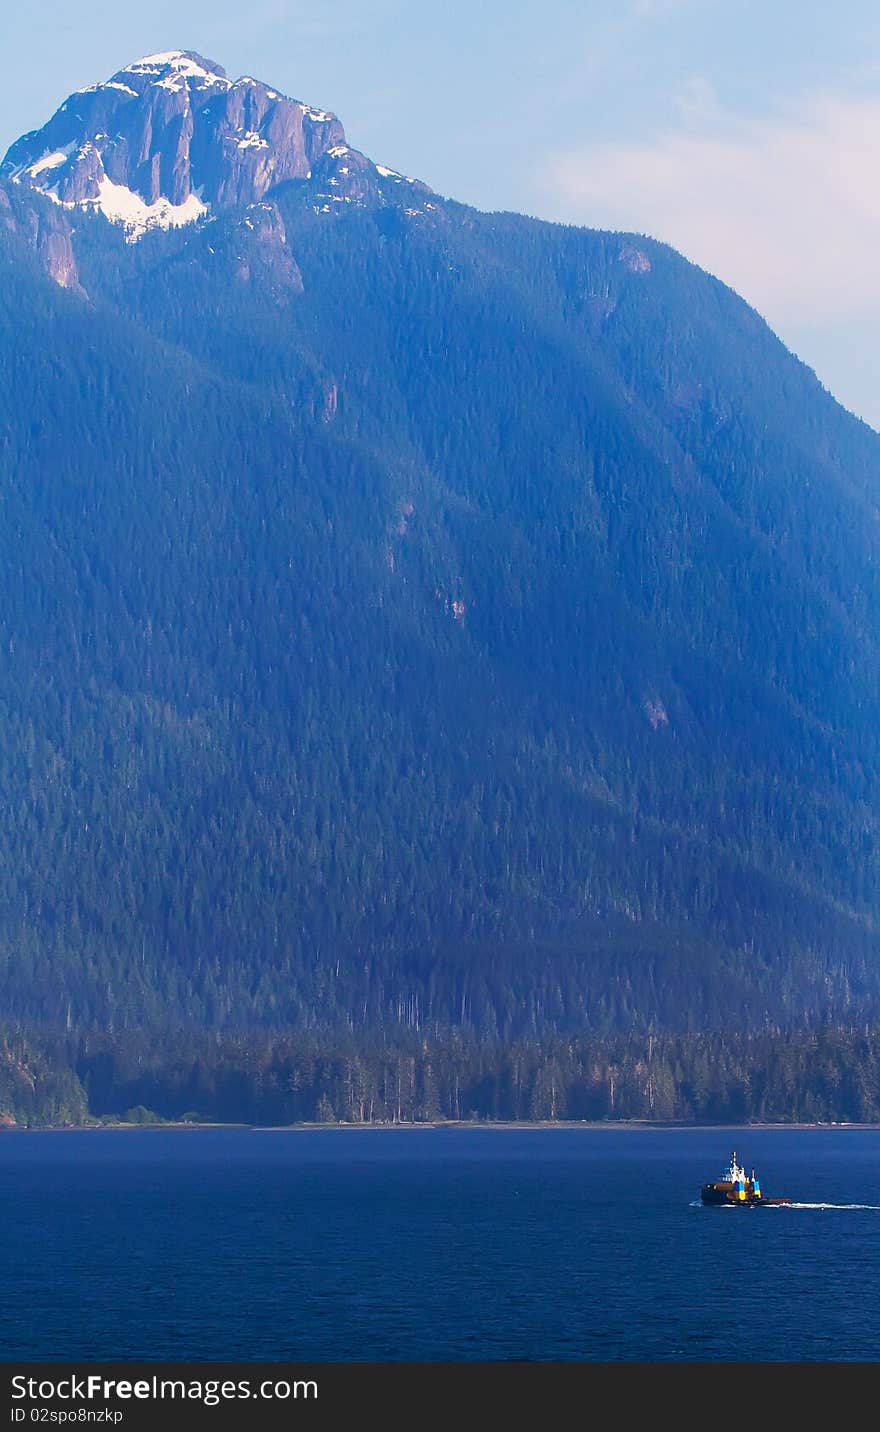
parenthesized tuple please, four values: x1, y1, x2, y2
(2, 74, 880, 1102)
(5, 1025, 880, 1127)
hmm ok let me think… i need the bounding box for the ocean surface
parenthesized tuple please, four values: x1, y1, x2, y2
(1, 1125, 879, 1362)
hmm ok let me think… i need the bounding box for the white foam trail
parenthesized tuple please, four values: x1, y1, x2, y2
(691, 1199, 880, 1210)
(787, 1202, 880, 1211)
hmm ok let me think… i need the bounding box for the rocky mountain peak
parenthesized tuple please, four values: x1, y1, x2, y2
(0, 50, 359, 240)
(111, 50, 230, 91)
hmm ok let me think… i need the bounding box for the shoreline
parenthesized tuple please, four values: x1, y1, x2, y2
(4, 1119, 880, 1134)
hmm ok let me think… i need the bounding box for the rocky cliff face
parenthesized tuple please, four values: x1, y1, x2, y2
(0, 179, 83, 291)
(1, 50, 428, 245)
(0, 49, 436, 299)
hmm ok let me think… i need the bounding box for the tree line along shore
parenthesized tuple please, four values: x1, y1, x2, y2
(3, 1025, 880, 1128)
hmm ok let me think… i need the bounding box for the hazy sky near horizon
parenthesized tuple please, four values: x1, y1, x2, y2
(2, 0, 879, 426)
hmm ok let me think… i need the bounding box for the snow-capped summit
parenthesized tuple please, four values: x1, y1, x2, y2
(111, 50, 230, 90)
(1, 50, 353, 240)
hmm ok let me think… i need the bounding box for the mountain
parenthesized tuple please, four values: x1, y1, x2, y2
(1, 50, 430, 271)
(1, 52, 880, 1049)
(4, 51, 343, 222)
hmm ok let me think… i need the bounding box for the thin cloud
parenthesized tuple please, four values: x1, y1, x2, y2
(548, 91, 880, 325)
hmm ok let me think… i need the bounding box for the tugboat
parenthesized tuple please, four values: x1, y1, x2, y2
(701, 1152, 791, 1206)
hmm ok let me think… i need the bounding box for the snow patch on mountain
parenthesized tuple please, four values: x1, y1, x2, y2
(79, 80, 138, 97)
(121, 51, 228, 88)
(25, 146, 74, 178)
(300, 103, 332, 122)
(1, 48, 438, 256)
(92, 179, 208, 240)
(375, 164, 419, 185)
(9, 144, 208, 240)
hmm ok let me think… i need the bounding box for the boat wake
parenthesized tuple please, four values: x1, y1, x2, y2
(691, 1199, 880, 1210)
(786, 1201, 880, 1211)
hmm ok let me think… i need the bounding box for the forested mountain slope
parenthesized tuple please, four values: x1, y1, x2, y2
(1, 52, 879, 1041)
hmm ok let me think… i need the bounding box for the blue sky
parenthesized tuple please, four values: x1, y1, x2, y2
(3, 0, 879, 425)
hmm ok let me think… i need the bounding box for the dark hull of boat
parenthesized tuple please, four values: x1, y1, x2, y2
(701, 1189, 791, 1206)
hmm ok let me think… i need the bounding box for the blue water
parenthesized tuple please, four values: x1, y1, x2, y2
(1, 1126, 879, 1361)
